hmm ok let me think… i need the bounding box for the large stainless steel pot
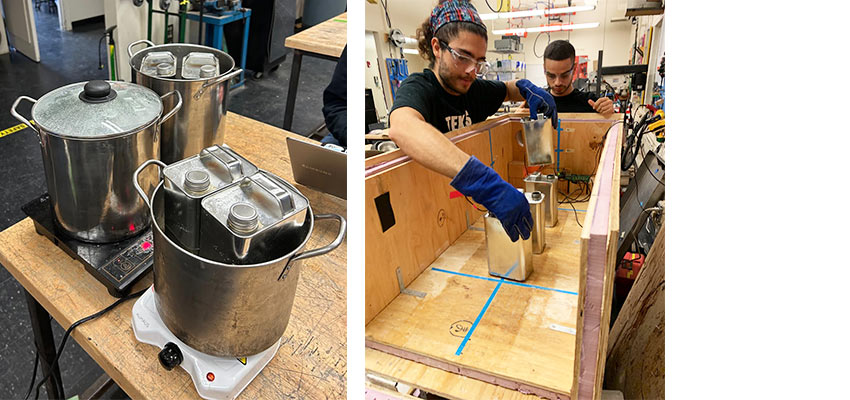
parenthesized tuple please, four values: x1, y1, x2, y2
(128, 40, 243, 164)
(11, 81, 182, 243)
(134, 160, 346, 356)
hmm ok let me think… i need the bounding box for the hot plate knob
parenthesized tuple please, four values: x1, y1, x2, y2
(158, 342, 183, 371)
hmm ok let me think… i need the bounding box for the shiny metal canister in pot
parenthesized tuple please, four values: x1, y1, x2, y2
(485, 212, 533, 281)
(526, 191, 546, 254)
(199, 171, 310, 264)
(524, 172, 559, 227)
(11, 80, 181, 243)
(128, 40, 242, 164)
(162, 144, 259, 253)
(133, 161, 346, 356)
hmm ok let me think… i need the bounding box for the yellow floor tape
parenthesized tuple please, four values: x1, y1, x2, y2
(0, 121, 34, 139)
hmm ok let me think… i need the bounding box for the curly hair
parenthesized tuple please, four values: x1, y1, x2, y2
(416, 1, 488, 67)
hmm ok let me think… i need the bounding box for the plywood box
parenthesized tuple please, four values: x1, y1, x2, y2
(365, 113, 622, 399)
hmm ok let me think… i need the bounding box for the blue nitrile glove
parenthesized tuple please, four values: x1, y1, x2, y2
(516, 79, 558, 129)
(450, 156, 532, 242)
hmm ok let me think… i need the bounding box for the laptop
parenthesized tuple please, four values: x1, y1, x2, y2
(286, 136, 347, 199)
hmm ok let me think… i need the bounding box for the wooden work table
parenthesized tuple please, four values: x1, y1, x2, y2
(0, 113, 347, 399)
(282, 12, 347, 131)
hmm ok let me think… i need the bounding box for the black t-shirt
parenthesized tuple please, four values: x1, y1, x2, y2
(550, 88, 600, 113)
(390, 69, 507, 133)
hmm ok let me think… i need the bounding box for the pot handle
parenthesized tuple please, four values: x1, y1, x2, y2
(193, 68, 243, 100)
(158, 90, 182, 126)
(279, 213, 347, 280)
(133, 159, 167, 209)
(128, 39, 155, 59)
(10, 96, 38, 132)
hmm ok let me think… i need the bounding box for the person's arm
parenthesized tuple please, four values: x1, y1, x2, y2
(322, 47, 347, 147)
(388, 106, 533, 242)
(504, 80, 524, 102)
(387, 107, 470, 178)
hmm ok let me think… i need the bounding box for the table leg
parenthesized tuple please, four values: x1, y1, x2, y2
(283, 50, 303, 131)
(25, 292, 64, 400)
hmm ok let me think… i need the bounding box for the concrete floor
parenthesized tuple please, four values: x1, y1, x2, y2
(0, 6, 336, 399)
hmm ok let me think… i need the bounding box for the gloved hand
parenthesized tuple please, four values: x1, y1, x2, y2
(516, 79, 557, 129)
(450, 156, 532, 241)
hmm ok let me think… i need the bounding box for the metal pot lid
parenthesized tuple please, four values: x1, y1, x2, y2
(31, 80, 163, 138)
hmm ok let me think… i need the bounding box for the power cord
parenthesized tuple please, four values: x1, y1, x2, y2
(25, 289, 146, 400)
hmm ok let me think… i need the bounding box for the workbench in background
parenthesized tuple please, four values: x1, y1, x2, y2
(364, 113, 622, 400)
(283, 12, 347, 131)
(0, 114, 347, 399)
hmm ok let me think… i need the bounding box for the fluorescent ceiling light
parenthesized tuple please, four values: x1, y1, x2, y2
(493, 22, 600, 35)
(402, 48, 419, 55)
(479, 5, 595, 20)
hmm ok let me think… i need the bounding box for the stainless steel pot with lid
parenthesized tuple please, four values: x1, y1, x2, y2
(128, 40, 242, 164)
(11, 80, 182, 243)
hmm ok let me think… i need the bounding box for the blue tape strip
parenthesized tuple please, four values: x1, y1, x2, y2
(488, 129, 495, 167)
(431, 267, 577, 295)
(455, 279, 503, 356)
(558, 208, 587, 212)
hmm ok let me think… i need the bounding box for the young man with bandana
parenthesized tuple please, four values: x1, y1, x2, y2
(542, 40, 614, 114)
(388, 0, 556, 242)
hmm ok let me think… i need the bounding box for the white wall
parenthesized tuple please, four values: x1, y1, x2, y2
(57, 0, 104, 31)
(105, 0, 187, 82)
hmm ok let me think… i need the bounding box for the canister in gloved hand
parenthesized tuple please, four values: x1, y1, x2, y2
(485, 212, 533, 281)
(162, 144, 259, 253)
(199, 171, 310, 264)
(524, 172, 559, 227)
(526, 191, 546, 254)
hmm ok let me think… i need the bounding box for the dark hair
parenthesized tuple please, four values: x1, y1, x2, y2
(417, 3, 488, 67)
(543, 40, 576, 62)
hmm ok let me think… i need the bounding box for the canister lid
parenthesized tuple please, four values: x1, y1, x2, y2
(200, 65, 217, 78)
(157, 63, 175, 76)
(227, 203, 259, 234)
(531, 191, 543, 201)
(31, 80, 162, 138)
(183, 170, 211, 193)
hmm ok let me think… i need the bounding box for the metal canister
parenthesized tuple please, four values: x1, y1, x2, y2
(520, 113, 555, 166)
(526, 191, 546, 254)
(485, 212, 533, 281)
(128, 41, 242, 164)
(524, 172, 559, 227)
(162, 144, 259, 253)
(199, 171, 310, 264)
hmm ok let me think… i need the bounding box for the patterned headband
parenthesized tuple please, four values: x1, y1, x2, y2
(430, 1, 486, 35)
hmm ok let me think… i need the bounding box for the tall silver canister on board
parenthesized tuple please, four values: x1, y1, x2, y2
(162, 144, 259, 253)
(524, 172, 559, 227)
(526, 191, 546, 254)
(199, 171, 310, 264)
(485, 212, 533, 281)
(520, 113, 555, 166)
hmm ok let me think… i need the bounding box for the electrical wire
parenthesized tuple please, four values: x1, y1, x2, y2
(484, 0, 504, 13)
(25, 289, 146, 400)
(97, 34, 106, 70)
(533, 32, 550, 58)
(379, 0, 392, 28)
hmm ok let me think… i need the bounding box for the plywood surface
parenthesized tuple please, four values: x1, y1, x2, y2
(285, 12, 347, 57)
(366, 348, 541, 400)
(364, 120, 516, 324)
(572, 123, 622, 400)
(604, 221, 664, 400)
(366, 203, 590, 399)
(0, 113, 347, 399)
